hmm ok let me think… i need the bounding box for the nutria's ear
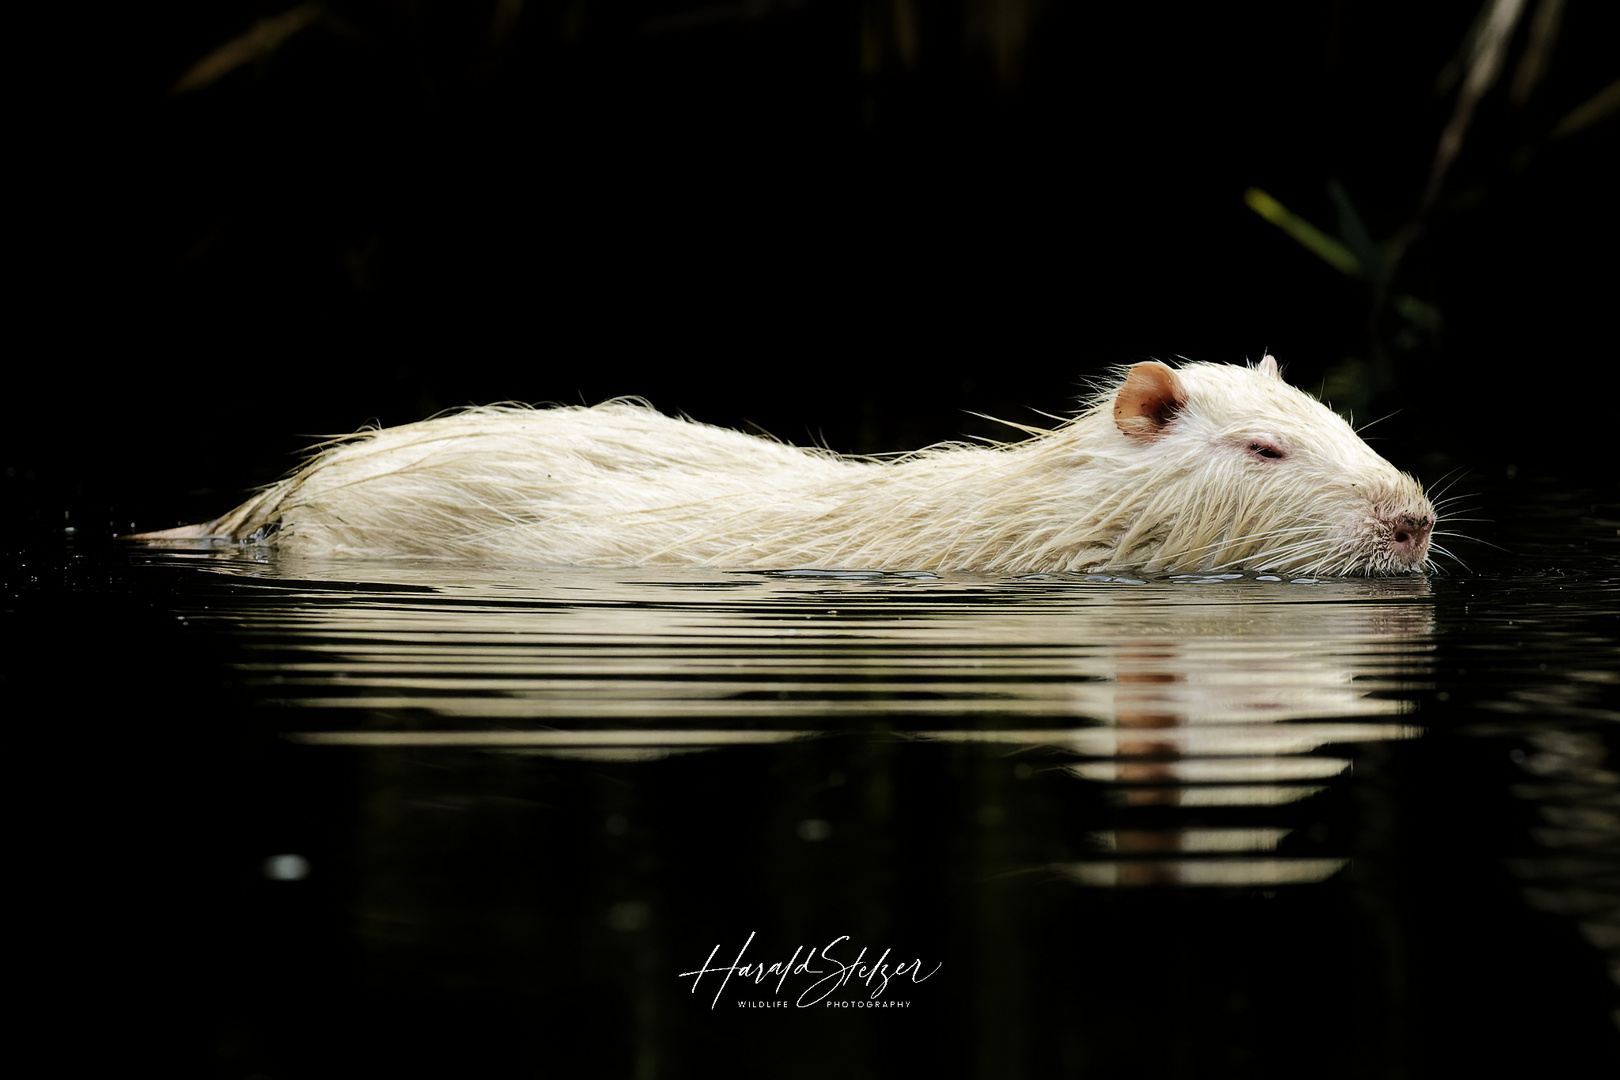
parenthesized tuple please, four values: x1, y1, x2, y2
(1258, 354, 1281, 379)
(1114, 362, 1187, 441)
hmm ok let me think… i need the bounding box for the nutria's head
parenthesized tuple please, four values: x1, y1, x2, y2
(1100, 355, 1434, 575)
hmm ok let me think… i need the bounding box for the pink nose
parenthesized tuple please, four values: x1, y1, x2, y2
(1390, 513, 1434, 563)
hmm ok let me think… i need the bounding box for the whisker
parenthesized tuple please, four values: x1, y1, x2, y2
(1424, 541, 1471, 573)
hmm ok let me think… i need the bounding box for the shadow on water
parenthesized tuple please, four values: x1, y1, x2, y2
(8, 491, 1618, 1078)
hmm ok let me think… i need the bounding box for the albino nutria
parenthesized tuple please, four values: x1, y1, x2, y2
(132, 355, 1436, 575)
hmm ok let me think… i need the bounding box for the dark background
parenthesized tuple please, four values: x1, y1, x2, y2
(14, 0, 1618, 537)
(7, 7, 1618, 1074)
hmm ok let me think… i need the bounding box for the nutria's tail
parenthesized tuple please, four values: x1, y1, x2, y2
(127, 522, 223, 540)
(125, 488, 283, 543)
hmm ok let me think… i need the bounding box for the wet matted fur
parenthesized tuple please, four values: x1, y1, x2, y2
(133, 356, 1436, 576)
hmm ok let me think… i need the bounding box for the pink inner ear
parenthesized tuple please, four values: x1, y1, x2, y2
(1258, 354, 1280, 378)
(1113, 362, 1187, 441)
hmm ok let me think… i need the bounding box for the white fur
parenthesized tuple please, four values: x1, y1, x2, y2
(137, 359, 1436, 575)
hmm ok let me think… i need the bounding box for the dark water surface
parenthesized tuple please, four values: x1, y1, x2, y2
(7, 481, 1618, 1078)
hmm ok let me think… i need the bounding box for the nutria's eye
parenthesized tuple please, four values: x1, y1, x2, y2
(1249, 441, 1286, 461)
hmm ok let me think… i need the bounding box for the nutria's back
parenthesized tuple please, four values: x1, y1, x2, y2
(133, 356, 1436, 575)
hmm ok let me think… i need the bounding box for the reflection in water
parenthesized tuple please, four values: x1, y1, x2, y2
(290, 728, 820, 762)
(140, 548, 1435, 892)
(82, 483, 1620, 1072)
(920, 633, 1419, 888)
(140, 551, 1435, 724)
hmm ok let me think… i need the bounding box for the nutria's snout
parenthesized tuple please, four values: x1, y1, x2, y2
(1389, 511, 1435, 567)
